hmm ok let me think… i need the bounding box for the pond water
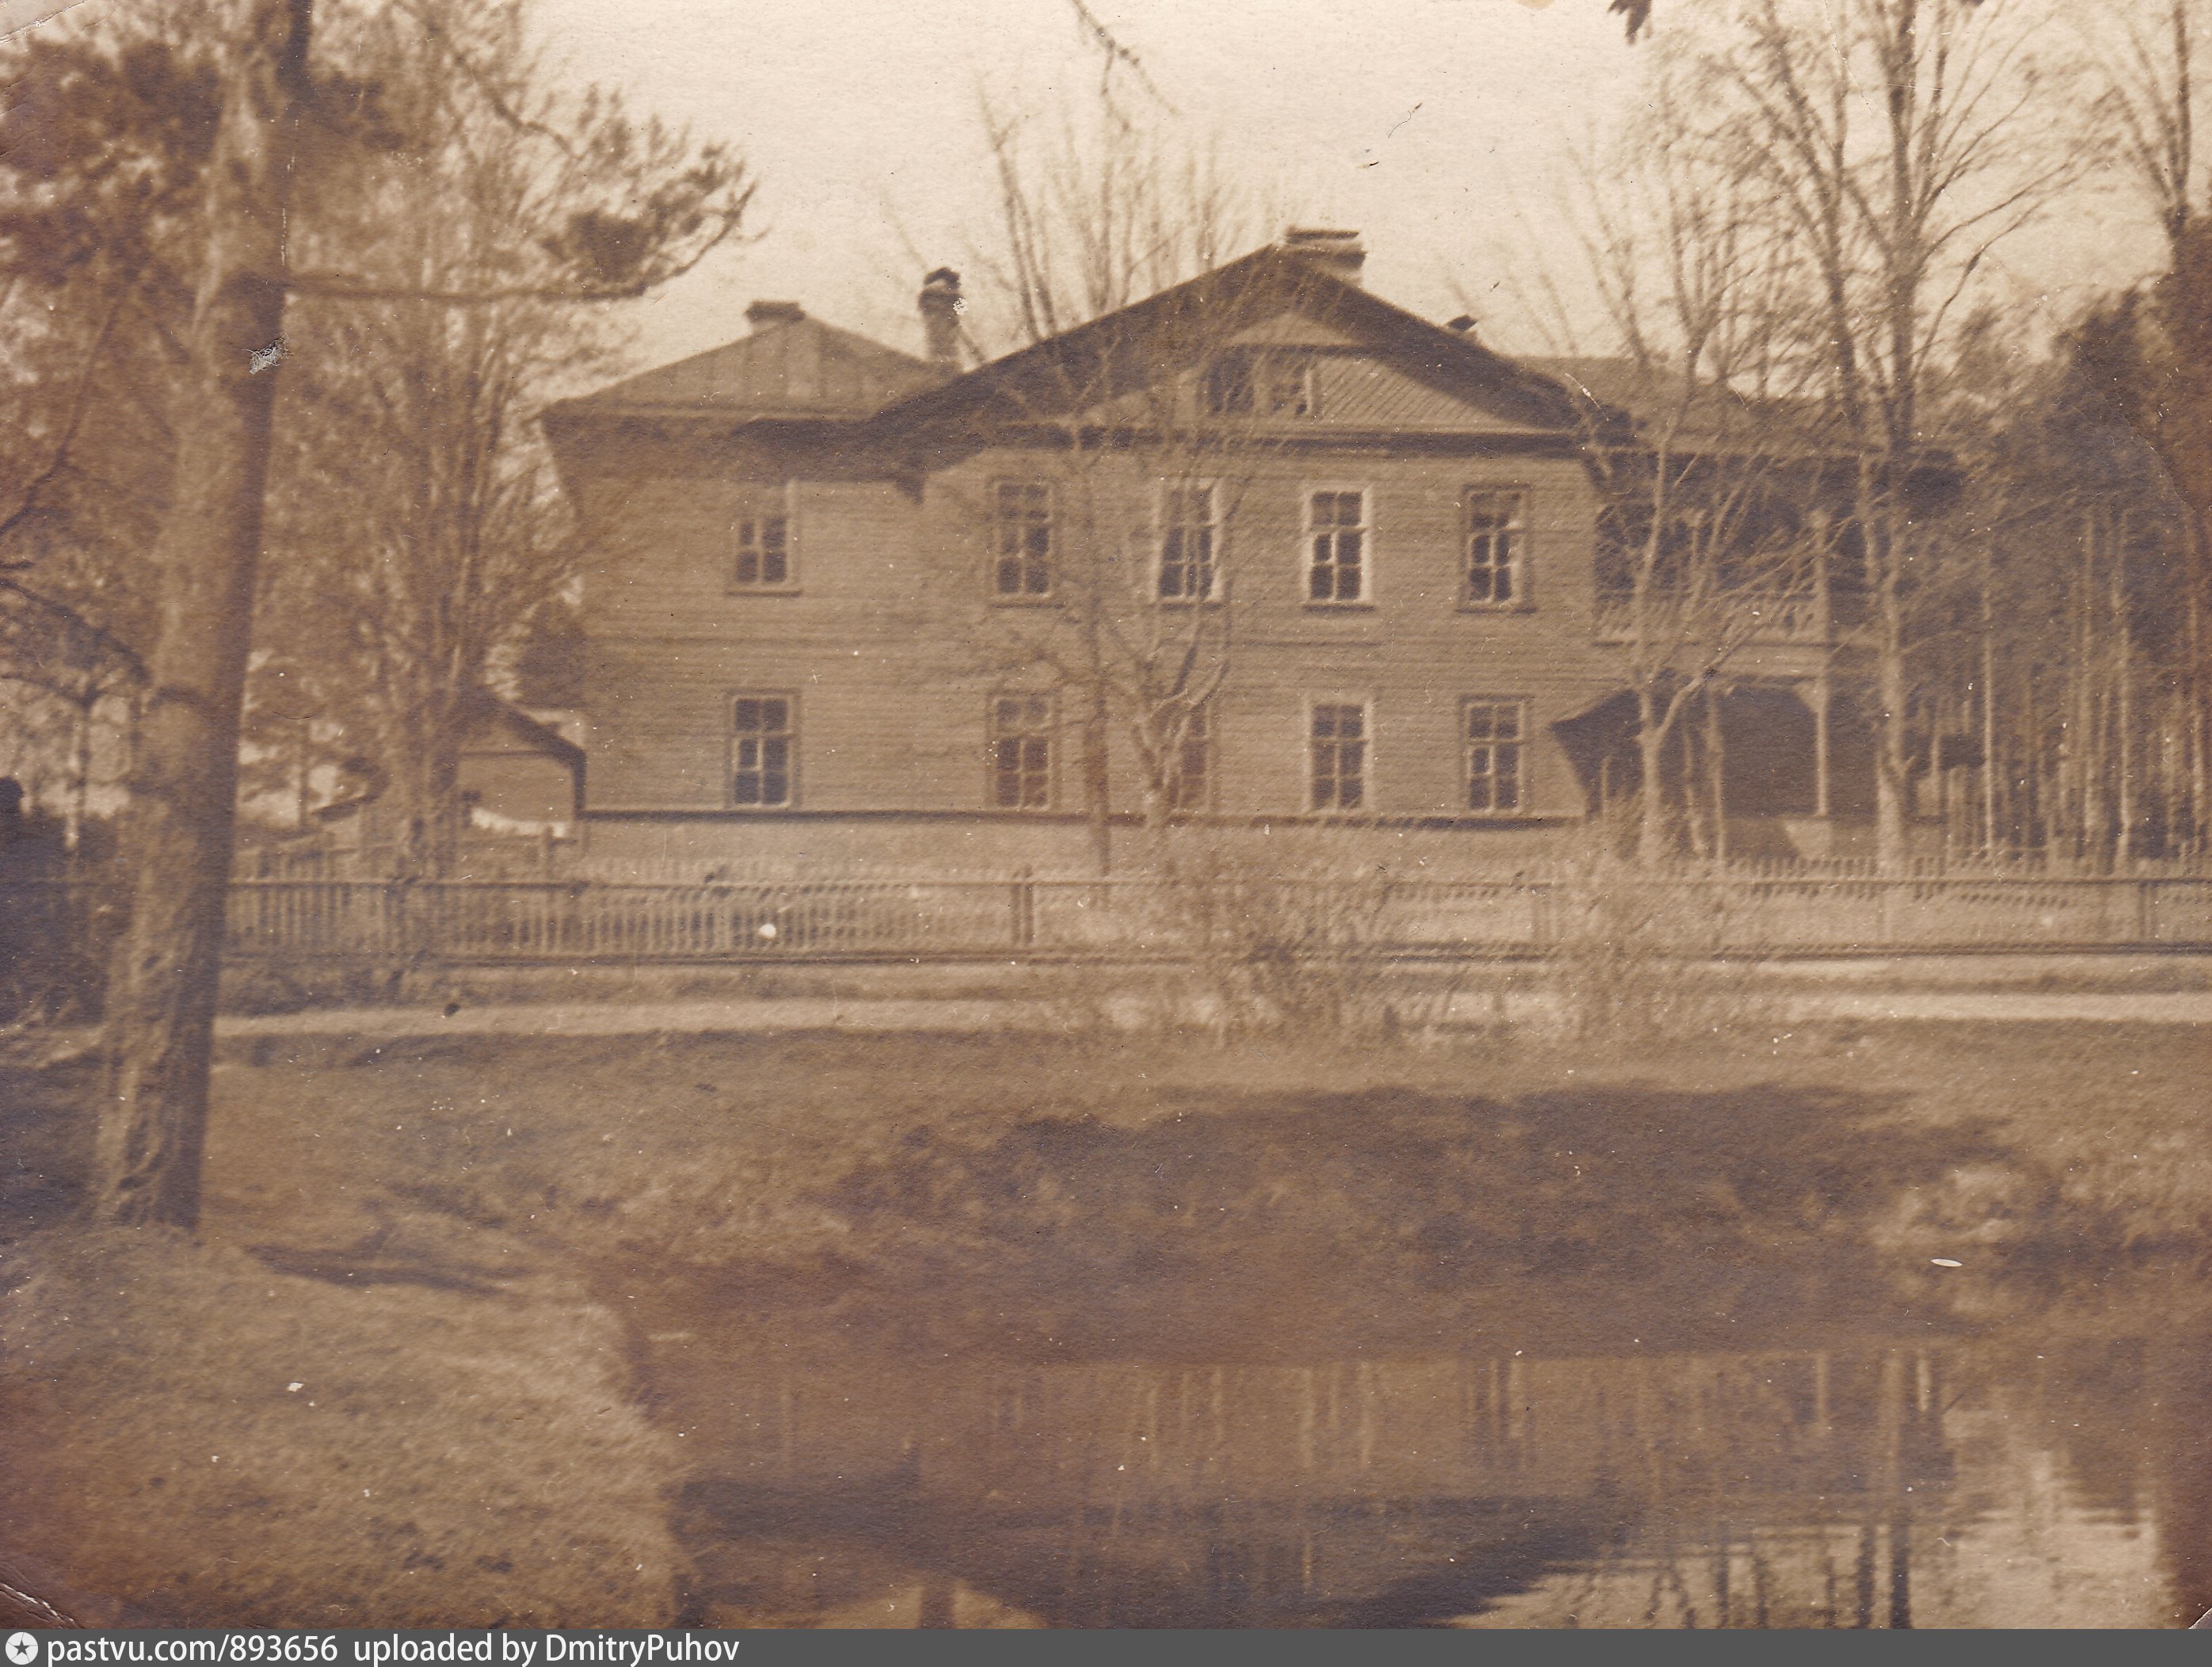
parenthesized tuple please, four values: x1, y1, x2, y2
(654, 1319, 2209, 1629)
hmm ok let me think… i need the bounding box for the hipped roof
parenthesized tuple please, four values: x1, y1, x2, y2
(568, 312, 944, 420)
(551, 245, 1608, 443)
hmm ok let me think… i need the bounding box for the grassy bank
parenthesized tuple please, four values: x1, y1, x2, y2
(4, 1017, 2206, 1622)
(181, 1022, 2212, 1346)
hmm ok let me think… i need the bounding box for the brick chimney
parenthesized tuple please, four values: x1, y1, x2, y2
(746, 299, 806, 331)
(1281, 227, 1366, 288)
(919, 268, 963, 368)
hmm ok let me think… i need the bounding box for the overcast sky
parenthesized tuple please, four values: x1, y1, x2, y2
(520, 0, 2166, 378)
(524, 0, 1648, 368)
(2, 0, 2168, 373)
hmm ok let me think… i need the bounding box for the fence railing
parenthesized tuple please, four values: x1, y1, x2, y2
(12, 873, 2212, 973)
(197, 872, 2212, 961)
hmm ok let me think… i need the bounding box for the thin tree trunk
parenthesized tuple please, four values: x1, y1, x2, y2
(2115, 509, 2138, 867)
(1980, 544, 1998, 860)
(1084, 684, 1112, 877)
(2189, 561, 2208, 856)
(1872, 504, 1912, 870)
(66, 692, 94, 855)
(1706, 685, 1729, 864)
(93, 0, 314, 1230)
(1637, 689, 1672, 862)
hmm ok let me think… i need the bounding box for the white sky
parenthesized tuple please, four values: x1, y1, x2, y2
(522, 0, 2172, 377)
(2, 0, 2166, 371)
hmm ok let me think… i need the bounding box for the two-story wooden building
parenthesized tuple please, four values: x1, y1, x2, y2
(544, 232, 1871, 875)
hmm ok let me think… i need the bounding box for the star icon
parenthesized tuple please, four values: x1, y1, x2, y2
(6, 1631, 40, 1665)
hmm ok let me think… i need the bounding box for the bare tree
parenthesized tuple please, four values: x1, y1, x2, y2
(2083, 0, 2202, 257)
(0, 0, 752, 1227)
(1547, 64, 1825, 860)
(1718, 0, 2074, 866)
(2070, 1, 2212, 854)
(257, 0, 639, 878)
(955, 53, 1284, 870)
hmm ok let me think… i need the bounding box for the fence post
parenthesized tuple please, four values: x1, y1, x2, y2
(2134, 879, 2154, 945)
(1010, 868, 1035, 951)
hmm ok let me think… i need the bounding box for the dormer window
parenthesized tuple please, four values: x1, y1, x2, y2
(1203, 354, 1254, 416)
(1264, 354, 1314, 418)
(1203, 350, 1317, 418)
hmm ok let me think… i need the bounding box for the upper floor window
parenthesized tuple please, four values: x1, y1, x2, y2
(1158, 484, 1218, 601)
(990, 693, 1055, 810)
(1306, 489, 1368, 604)
(1203, 350, 1316, 418)
(1310, 701, 1367, 812)
(992, 482, 1054, 599)
(733, 491, 790, 589)
(1463, 698, 1526, 814)
(1463, 489, 1527, 608)
(730, 695, 794, 808)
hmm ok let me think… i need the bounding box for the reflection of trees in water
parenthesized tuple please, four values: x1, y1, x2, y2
(2155, 1340, 2212, 1627)
(677, 1341, 1965, 1627)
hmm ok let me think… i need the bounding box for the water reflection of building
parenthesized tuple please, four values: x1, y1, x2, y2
(681, 1344, 1981, 1627)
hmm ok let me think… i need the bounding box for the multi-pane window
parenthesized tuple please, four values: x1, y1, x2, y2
(1264, 355, 1314, 418)
(1158, 485, 1217, 601)
(730, 696, 794, 807)
(990, 693, 1055, 810)
(1168, 705, 1211, 812)
(1463, 489, 1527, 607)
(1203, 353, 1255, 417)
(733, 494, 789, 588)
(1463, 699, 1527, 814)
(1306, 490, 1368, 602)
(992, 482, 1054, 598)
(1203, 351, 1316, 418)
(1310, 702, 1367, 812)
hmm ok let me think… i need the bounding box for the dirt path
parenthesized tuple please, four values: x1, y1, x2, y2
(205, 987, 2212, 1040)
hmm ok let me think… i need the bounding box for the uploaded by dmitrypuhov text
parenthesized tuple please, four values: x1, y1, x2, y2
(19, 1638, 742, 1666)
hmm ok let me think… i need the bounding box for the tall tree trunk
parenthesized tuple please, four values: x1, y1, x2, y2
(93, 0, 314, 1230)
(1871, 501, 1912, 869)
(1083, 681, 1112, 876)
(66, 691, 94, 855)
(390, 682, 467, 879)
(1980, 544, 1999, 859)
(1636, 687, 1672, 862)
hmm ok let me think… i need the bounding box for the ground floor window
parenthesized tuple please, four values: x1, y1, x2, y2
(1168, 704, 1211, 812)
(990, 693, 1055, 810)
(1464, 697, 1526, 813)
(730, 695, 794, 807)
(1310, 701, 1367, 811)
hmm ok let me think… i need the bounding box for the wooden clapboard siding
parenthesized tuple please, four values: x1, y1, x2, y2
(542, 247, 1681, 840)
(570, 437, 1617, 820)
